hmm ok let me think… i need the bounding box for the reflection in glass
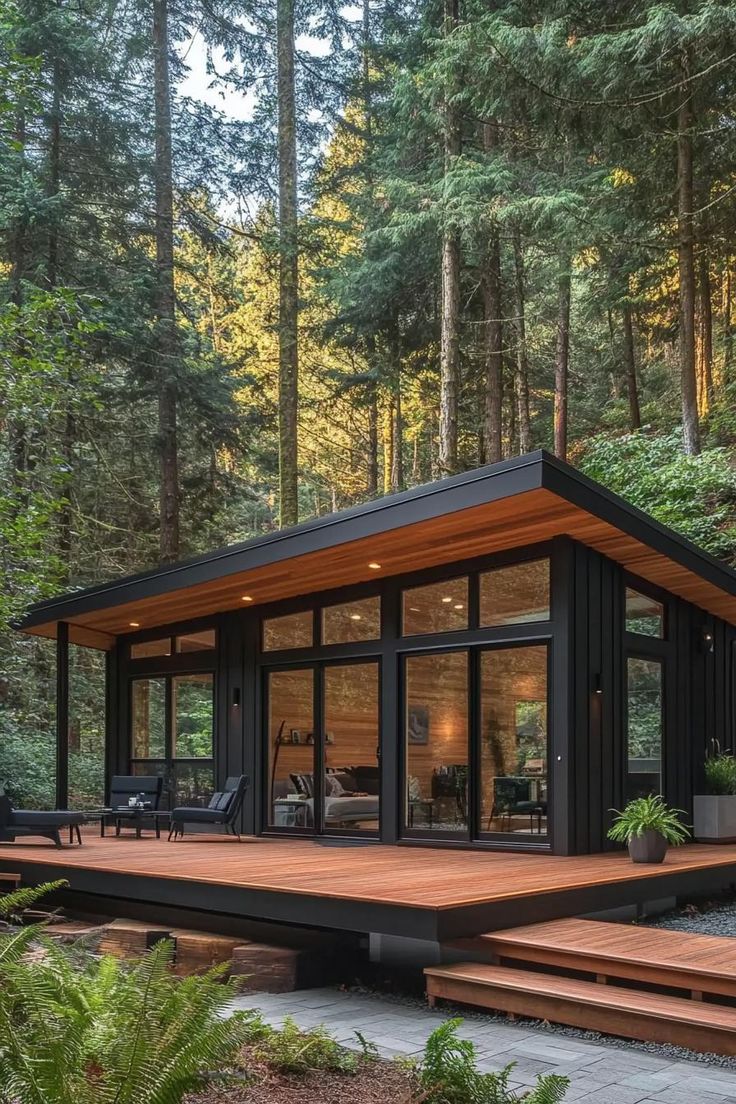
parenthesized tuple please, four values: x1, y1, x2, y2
(131, 678, 166, 758)
(626, 588, 664, 637)
(263, 611, 313, 651)
(131, 637, 171, 659)
(324, 663, 380, 831)
(480, 560, 550, 627)
(176, 629, 216, 652)
(172, 673, 214, 758)
(402, 578, 469, 636)
(322, 597, 381, 644)
(404, 651, 468, 833)
(267, 668, 314, 827)
(480, 646, 548, 836)
(627, 657, 662, 799)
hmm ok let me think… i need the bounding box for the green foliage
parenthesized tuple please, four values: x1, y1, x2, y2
(413, 1018, 569, 1103)
(579, 433, 736, 564)
(704, 754, 736, 797)
(254, 1015, 359, 1074)
(0, 934, 257, 1104)
(608, 796, 690, 846)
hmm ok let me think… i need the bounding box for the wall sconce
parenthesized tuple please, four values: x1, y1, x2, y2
(592, 673, 603, 695)
(232, 687, 241, 708)
(700, 627, 715, 654)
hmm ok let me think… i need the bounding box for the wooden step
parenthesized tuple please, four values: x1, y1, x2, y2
(450, 918, 736, 998)
(425, 962, 736, 1056)
(0, 873, 21, 890)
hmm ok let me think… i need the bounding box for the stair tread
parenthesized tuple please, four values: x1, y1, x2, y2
(464, 918, 736, 979)
(425, 962, 736, 1028)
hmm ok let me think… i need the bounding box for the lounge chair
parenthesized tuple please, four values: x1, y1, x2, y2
(0, 795, 86, 847)
(169, 775, 248, 840)
(101, 775, 164, 837)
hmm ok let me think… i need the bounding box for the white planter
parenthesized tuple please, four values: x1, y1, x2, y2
(693, 795, 736, 843)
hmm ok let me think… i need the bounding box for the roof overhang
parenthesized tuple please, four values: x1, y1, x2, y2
(16, 451, 736, 649)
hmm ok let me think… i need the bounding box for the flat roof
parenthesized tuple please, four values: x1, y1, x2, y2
(16, 450, 736, 648)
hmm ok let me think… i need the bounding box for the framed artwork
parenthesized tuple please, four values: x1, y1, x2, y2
(407, 705, 430, 745)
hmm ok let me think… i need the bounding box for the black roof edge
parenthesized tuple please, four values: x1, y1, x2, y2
(17, 450, 547, 629)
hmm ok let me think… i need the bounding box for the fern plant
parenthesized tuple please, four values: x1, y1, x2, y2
(0, 933, 258, 1104)
(607, 795, 690, 846)
(255, 1015, 358, 1074)
(414, 1018, 568, 1103)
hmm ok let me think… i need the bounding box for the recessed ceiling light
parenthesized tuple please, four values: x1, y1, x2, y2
(129, 621, 140, 628)
(454, 604, 464, 610)
(441, 596, 452, 603)
(368, 562, 381, 570)
(350, 613, 362, 620)
(241, 595, 253, 602)
(409, 607, 420, 613)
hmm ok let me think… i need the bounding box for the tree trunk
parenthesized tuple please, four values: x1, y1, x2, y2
(512, 225, 532, 454)
(725, 258, 733, 380)
(621, 302, 641, 430)
(553, 253, 571, 461)
(366, 373, 379, 496)
(277, 0, 299, 526)
(677, 51, 700, 455)
(481, 121, 502, 466)
(153, 0, 180, 561)
(699, 248, 714, 411)
(9, 107, 27, 493)
(438, 0, 461, 477)
(47, 56, 61, 289)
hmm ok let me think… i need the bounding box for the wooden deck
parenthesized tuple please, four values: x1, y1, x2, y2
(2, 836, 736, 939)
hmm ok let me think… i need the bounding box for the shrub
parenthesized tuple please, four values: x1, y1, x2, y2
(608, 795, 690, 846)
(704, 754, 736, 796)
(413, 1018, 568, 1103)
(255, 1015, 359, 1074)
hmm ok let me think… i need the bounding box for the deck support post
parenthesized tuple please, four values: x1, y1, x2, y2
(55, 620, 70, 810)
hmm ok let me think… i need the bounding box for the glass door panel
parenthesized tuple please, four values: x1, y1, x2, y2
(479, 645, 548, 837)
(404, 651, 469, 834)
(626, 657, 663, 800)
(324, 662, 380, 833)
(266, 668, 315, 829)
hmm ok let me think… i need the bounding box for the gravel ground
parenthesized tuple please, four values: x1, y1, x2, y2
(643, 889, 736, 937)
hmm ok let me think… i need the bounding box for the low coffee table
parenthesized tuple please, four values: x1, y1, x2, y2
(100, 807, 171, 839)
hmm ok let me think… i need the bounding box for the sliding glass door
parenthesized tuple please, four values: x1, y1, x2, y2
(402, 643, 550, 842)
(265, 660, 380, 835)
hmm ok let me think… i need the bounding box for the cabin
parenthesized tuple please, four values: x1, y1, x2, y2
(5, 449, 736, 948)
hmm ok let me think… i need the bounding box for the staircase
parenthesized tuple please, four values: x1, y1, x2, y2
(425, 918, 736, 1055)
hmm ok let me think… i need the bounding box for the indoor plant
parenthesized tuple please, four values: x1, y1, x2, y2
(608, 795, 690, 863)
(693, 748, 736, 843)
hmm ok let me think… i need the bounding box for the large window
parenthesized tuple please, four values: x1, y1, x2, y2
(263, 611, 313, 651)
(626, 657, 663, 800)
(404, 651, 469, 833)
(130, 672, 214, 807)
(322, 598, 381, 644)
(479, 646, 548, 837)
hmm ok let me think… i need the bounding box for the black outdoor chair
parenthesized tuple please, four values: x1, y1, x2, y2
(0, 794, 86, 847)
(490, 776, 547, 833)
(169, 775, 248, 840)
(102, 775, 164, 837)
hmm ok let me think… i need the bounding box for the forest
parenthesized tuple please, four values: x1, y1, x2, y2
(2, 0, 736, 805)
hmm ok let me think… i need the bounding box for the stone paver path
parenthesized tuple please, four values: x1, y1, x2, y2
(230, 987, 736, 1103)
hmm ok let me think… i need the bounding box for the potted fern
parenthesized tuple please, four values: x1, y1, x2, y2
(608, 795, 690, 863)
(693, 747, 736, 843)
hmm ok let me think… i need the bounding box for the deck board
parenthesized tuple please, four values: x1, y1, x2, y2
(2, 836, 736, 911)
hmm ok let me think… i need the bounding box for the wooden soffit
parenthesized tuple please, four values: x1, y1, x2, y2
(18, 453, 736, 647)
